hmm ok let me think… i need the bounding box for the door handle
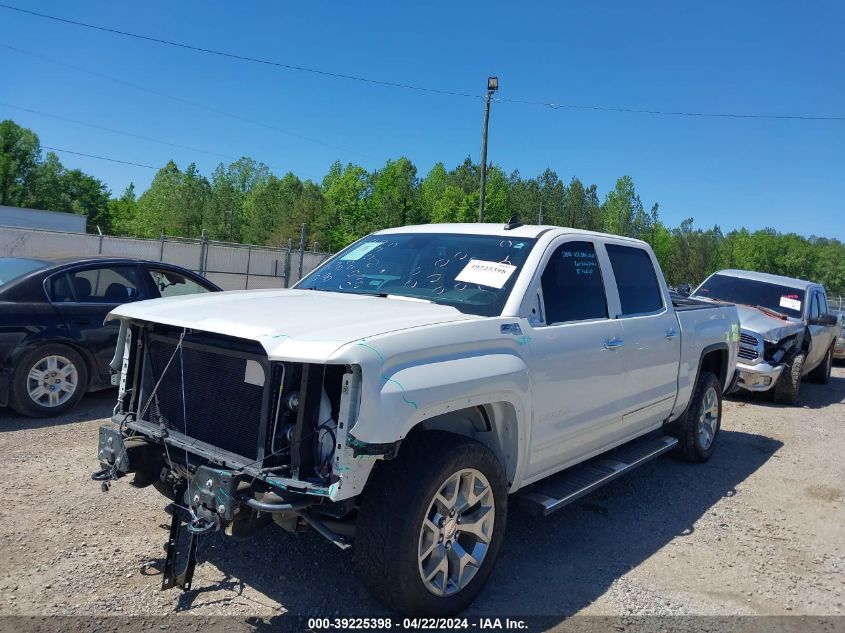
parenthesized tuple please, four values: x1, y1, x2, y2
(665, 329, 678, 340)
(603, 338, 624, 350)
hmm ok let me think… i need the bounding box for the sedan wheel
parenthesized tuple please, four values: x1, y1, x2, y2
(11, 344, 88, 417)
(27, 354, 79, 408)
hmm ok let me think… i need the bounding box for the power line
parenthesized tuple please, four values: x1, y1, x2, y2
(495, 96, 845, 122)
(1, 44, 377, 160)
(42, 146, 157, 169)
(0, 3, 480, 100)
(0, 102, 235, 159)
(2, 3, 843, 122)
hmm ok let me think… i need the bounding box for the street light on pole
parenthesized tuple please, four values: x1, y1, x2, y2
(478, 76, 498, 223)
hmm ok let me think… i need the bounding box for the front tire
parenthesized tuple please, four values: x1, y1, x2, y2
(355, 432, 507, 616)
(773, 352, 805, 405)
(668, 371, 722, 463)
(10, 344, 88, 417)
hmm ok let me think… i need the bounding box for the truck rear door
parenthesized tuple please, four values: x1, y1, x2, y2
(603, 242, 681, 435)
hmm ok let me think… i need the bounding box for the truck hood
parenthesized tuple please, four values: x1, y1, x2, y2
(735, 304, 803, 343)
(108, 289, 478, 361)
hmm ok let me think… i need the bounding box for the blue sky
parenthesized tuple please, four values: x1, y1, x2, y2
(1, 1, 843, 239)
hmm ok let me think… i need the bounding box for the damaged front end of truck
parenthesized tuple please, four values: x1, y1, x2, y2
(735, 320, 805, 392)
(93, 319, 386, 590)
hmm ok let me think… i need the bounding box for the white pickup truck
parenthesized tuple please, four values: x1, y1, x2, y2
(95, 222, 739, 615)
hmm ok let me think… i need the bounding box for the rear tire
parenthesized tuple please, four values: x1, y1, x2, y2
(10, 344, 88, 417)
(667, 371, 722, 463)
(355, 432, 507, 616)
(808, 347, 832, 385)
(773, 352, 805, 405)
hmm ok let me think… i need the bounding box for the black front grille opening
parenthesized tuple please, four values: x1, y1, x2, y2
(738, 348, 759, 361)
(147, 337, 266, 461)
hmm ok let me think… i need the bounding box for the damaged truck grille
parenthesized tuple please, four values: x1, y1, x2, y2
(738, 331, 762, 363)
(145, 335, 270, 462)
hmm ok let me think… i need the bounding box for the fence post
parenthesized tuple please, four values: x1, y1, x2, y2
(199, 229, 209, 276)
(298, 223, 308, 282)
(159, 229, 165, 261)
(245, 245, 252, 290)
(283, 239, 292, 288)
(97, 225, 104, 254)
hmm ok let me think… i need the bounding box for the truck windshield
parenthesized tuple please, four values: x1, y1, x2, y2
(298, 233, 537, 316)
(693, 273, 806, 319)
(0, 258, 47, 287)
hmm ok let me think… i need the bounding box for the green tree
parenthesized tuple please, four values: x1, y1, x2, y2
(108, 184, 139, 235)
(370, 157, 417, 229)
(134, 161, 211, 237)
(321, 161, 372, 250)
(0, 119, 40, 206)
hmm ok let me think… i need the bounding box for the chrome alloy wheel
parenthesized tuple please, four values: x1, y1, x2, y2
(417, 468, 495, 596)
(698, 385, 719, 450)
(27, 355, 78, 408)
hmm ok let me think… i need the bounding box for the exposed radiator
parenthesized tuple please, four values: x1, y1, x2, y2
(146, 336, 268, 461)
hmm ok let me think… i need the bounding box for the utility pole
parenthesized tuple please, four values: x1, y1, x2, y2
(538, 200, 543, 225)
(478, 76, 499, 223)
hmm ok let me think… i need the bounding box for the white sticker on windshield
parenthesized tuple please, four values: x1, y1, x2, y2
(455, 259, 517, 289)
(779, 296, 801, 311)
(340, 241, 382, 261)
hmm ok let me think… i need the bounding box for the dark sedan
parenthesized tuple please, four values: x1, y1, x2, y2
(0, 256, 220, 417)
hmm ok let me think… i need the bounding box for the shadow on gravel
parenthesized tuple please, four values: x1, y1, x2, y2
(727, 373, 845, 410)
(0, 390, 116, 431)
(143, 428, 781, 621)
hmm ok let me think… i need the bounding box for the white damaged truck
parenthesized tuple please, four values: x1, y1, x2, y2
(94, 221, 739, 615)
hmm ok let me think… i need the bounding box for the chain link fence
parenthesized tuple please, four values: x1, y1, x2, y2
(0, 225, 332, 290)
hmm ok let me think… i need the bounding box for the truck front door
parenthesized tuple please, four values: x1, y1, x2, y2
(522, 238, 625, 481)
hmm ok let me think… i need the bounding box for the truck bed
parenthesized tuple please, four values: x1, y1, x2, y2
(671, 293, 730, 311)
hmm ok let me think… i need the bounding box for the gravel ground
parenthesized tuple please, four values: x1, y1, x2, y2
(0, 369, 843, 622)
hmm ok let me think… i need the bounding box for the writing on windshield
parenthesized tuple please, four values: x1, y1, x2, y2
(298, 233, 536, 317)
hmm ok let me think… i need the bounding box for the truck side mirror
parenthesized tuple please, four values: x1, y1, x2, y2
(810, 313, 838, 327)
(677, 283, 692, 297)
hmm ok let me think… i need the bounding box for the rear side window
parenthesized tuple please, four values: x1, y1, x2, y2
(50, 266, 146, 303)
(606, 244, 663, 316)
(540, 241, 608, 324)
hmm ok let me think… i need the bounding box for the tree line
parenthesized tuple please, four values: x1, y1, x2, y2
(2, 119, 843, 297)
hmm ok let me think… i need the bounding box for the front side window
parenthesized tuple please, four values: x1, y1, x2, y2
(540, 241, 608, 324)
(298, 233, 537, 317)
(148, 268, 211, 298)
(50, 266, 146, 303)
(809, 293, 821, 319)
(606, 244, 663, 316)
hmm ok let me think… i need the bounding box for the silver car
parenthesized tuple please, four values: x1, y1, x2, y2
(833, 312, 845, 362)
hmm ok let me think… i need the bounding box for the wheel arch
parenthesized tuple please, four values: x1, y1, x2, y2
(669, 342, 729, 425)
(399, 400, 523, 491)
